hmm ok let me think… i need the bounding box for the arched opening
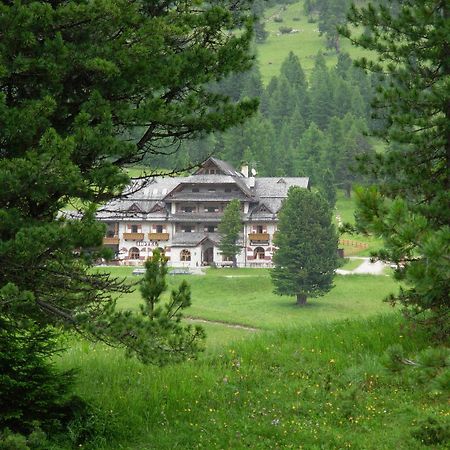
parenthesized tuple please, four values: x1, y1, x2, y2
(129, 247, 140, 260)
(254, 247, 265, 260)
(180, 249, 191, 262)
(203, 247, 214, 264)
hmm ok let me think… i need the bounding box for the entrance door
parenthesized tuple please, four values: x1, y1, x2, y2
(203, 247, 214, 265)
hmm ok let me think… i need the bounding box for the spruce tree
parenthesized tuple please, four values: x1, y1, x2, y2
(218, 200, 243, 268)
(341, 0, 450, 336)
(272, 187, 338, 305)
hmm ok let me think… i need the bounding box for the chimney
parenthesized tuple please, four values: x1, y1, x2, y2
(241, 164, 249, 178)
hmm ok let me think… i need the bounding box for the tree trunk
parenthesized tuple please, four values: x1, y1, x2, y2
(345, 184, 352, 198)
(232, 256, 237, 269)
(296, 293, 307, 306)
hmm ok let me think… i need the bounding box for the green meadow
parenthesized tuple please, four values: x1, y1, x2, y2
(57, 310, 448, 449)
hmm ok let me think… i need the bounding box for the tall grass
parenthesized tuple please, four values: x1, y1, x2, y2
(55, 315, 446, 449)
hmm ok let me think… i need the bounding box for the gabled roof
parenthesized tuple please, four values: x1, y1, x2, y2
(250, 202, 274, 216)
(128, 203, 142, 213)
(194, 157, 244, 177)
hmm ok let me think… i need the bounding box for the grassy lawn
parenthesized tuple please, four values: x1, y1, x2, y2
(339, 258, 363, 271)
(102, 266, 397, 334)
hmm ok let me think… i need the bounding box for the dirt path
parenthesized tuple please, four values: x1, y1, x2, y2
(337, 257, 388, 276)
(186, 317, 259, 332)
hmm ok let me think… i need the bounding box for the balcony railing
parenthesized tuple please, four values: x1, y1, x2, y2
(248, 233, 270, 242)
(123, 232, 144, 240)
(103, 236, 119, 245)
(148, 232, 170, 241)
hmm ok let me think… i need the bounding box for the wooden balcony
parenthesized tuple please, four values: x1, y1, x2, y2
(103, 236, 119, 245)
(123, 232, 144, 240)
(248, 233, 270, 242)
(148, 232, 170, 241)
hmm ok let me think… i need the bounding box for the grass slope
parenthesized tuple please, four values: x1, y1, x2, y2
(57, 315, 448, 449)
(257, 1, 372, 83)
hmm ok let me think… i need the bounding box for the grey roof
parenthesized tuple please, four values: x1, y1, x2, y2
(95, 160, 309, 221)
(171, 232, 220, 247)
(254, 177, 309, 197)
(165, 193, 249, 202)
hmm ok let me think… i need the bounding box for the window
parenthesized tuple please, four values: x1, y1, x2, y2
(225, 187, 231, 193)
(192, 187, 199, 193)
(180, 249, 191, 261)
(205, 225, 216, 233)
(205, 206, 217, 213)
(254, 247, 265, 260)
(183, 206, 194, 213)
(256, 225, 264, 233)
(156, 225, 163, 233)
(182, 225, 194, 233)
(129, 247, 140, 260)
(208, 188, 216, 192)
(131, 224, 139, 233)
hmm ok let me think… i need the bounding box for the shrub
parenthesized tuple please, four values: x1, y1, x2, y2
(273, 16, 283, 23)
(293, 17, 301, 21)
(278, 26, 293, 34)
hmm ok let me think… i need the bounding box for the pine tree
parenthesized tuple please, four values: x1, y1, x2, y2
(272, 187, 338, 305)
(296, 122, 327, 183)
(309, 54, 335, 129)
(319, 169, 337, 209)
(341, 0, 450, 337)
(218, 200, 243, 268)
(0, 0, 256, 430)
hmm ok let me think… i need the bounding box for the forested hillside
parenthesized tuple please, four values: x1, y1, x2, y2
(145, 0, 390, 196)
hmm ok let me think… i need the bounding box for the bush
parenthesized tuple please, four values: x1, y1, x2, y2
(293, 17, 301, 21)
(411, 416, 450, 446)
(279, 26, 293, 34)
(273, 16, 283, 23)
(0, 321, 80, 434)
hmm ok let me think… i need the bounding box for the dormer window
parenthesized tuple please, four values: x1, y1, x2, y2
(225, 187, 231, 193)
(208, 188, 216, 192)
(192, 187, 199, 193)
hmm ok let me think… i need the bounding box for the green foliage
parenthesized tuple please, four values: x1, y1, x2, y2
(342, 1, 450, 337)
(272, 187, 339, 304)
(218, 199, 242, 267)
(0, 315, 81, 434)
(0, 0, 257, 331)
(411, 416, 450, 446)
(100, 250, 205, 365)
(319, 168, 337, 209)
(0, 0, 257, 434)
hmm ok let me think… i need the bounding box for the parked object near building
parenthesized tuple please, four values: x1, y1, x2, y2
(98, 158, 309, 267)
